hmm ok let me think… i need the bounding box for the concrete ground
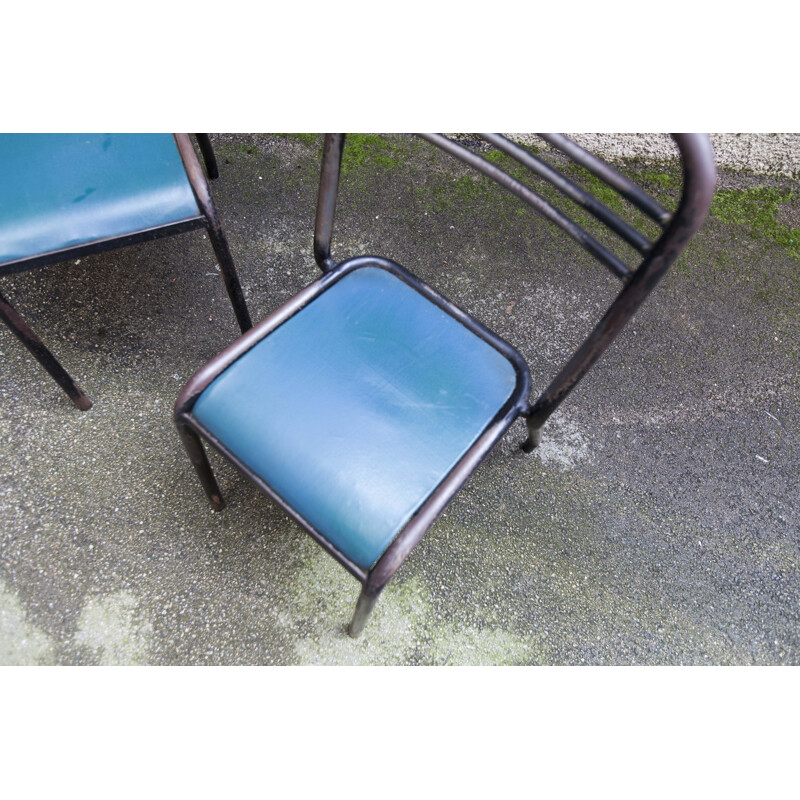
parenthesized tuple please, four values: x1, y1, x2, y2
(1, 133, 798, 665)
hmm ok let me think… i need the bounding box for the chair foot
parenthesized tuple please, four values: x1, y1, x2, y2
(521, 422, 541, 453)
(347, 587, 381, 638)
(0, 292, 92, 410)
(177, 423, 225, 511)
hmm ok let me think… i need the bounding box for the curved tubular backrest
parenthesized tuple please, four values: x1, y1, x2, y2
(418, 133, 636, 280)
(479, 133, 653, 254)
(313, 133, 716, 443)
(536, 133, 673, 225)
(522, 133, 716, 445)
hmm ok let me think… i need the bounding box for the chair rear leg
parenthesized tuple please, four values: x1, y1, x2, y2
(206, 222, 253, 334)
(194, 134, 219, 180)
(347, 586, 383, 638)
(0, 292, 92, 410)
(177, 423, 225, 511)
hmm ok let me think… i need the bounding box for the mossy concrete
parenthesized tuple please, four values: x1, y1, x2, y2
(1, 134, 798, 664)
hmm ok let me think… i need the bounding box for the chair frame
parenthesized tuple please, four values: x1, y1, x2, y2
(175, 255, 532, 635)
(0, 133, 251, 410)
(175, 132, 716, 636)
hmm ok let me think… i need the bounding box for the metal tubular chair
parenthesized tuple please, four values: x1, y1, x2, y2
(0, 133, 252, 410)
(175, 133, 716, 637)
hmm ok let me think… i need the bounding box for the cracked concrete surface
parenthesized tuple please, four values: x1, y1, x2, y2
(1, 133, 798, 665)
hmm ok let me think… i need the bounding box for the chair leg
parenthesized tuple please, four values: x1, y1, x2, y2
(206, 222, 253, 334)
(521, 419, 542, 453)
(0, 292, 92, 410)
(347, 586, 383, 638)
(177, 423, 225, 511)
(194, 134, 219, 180)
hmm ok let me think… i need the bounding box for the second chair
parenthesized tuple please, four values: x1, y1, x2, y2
(0, 133, 251, 410)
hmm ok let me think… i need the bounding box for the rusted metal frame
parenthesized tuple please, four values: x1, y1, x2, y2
(176, 421, 225, 511)
(194, 134, 219, 180)
(521, 133, 717, 450)
(314, 133, 346, 272)
(348, 589, 379, 638)
(537, 133, 672, 226)
(175, 255, 532, 636)
(479, 133, 652, 255)
(417, 133, 633, 282)
(174, 133, 253, 333)
(0, 291, 92, 410)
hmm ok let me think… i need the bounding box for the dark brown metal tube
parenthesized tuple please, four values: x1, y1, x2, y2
(480, 133, 652, 254)
(347, 587, 381, 638)
(538, 133, 672, 226)
(0, 292, 92, 410)
(418, 133, 633, 282)
(194, 134, 219, 180)
(314, 134, 346, 272)
(176, 420, 225, 511)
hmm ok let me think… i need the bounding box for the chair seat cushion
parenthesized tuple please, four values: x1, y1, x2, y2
(0, 134, 200, 265)
(192, 266, 517, 570)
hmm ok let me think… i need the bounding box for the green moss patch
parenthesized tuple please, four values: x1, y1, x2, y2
(638, 169, 681, 191)
(287, 133, 320, 147)
(340, 133, 404, 175)
(711, 187, 800, 258)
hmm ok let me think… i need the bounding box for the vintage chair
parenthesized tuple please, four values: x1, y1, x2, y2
(0, 133, 251, 410)
(175, 133, 716, 636)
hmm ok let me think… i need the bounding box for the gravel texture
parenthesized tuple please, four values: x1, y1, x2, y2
(511, 133, 800, 177)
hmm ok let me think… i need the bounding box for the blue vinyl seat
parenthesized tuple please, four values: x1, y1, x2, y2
(191, 265, 518, 570)
(0, 133, 250, 410)
(0, 134, 200, 265)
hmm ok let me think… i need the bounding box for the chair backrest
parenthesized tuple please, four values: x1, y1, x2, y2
(313, 133, 717, 446)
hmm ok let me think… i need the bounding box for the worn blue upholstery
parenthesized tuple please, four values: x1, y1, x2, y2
(192, 266, 517, 570)
(0, 134, 200, 265)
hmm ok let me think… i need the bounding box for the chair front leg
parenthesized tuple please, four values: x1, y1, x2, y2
(347, 585, 383, 638)
(0, 292, 91, 410)
(177, 422, 225, 511)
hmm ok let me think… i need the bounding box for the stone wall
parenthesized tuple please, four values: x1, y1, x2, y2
(509, 133, 800, 177)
